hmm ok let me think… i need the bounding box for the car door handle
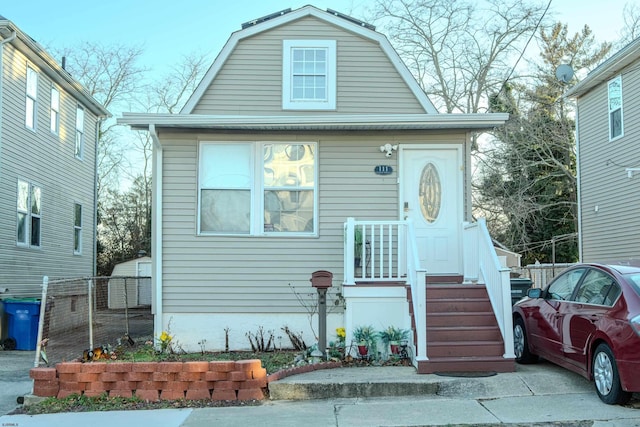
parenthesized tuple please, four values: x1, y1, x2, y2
(589, 315, 599, 323)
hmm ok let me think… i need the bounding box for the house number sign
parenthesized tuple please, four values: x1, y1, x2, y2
(374, 165, 393, 175)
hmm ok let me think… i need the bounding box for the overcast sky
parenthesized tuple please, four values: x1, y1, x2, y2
(1, 0, 633, 79)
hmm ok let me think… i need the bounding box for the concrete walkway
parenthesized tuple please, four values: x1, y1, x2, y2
(2, 351, 639, 426)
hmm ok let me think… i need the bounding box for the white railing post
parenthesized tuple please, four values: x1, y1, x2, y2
(344, 218, 356, 285)
(463, 221, 479, 283)
(501, 268, 515, 358)
(415, 270, 428, 362)
(88, 278, 94, 350)
(34, 276, 48, 368)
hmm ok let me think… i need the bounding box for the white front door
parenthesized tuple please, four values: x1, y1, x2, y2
(401, 145, 463, 274)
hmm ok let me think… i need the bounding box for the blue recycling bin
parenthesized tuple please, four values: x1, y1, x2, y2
(4, 298, 41, 350)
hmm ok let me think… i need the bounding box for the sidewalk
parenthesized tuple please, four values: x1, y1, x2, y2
(2, 356, 639, 426)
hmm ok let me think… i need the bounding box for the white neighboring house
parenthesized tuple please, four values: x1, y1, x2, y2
(108, 256, 152, 309)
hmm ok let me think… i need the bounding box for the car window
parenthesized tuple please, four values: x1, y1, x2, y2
(547, 268, 586, 301)
(625, 273, 640, 297)
(573, 269, 619, 306)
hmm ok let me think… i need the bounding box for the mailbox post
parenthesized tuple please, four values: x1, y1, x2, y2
(310, 270, 333, 358)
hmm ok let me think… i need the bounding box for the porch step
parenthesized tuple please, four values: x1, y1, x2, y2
(427, 298, 493, 312)
(427, 312, 497, 327)
(417, 356, 515, 374)
(427, 325, 501, 341)
(427, 340, 504, 358)
(412, 283, 515, 374)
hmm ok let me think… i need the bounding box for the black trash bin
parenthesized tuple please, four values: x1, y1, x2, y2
(510, 278, 533, 305)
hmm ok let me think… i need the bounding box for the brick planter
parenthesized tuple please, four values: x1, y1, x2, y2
(30, 359, 267, 402)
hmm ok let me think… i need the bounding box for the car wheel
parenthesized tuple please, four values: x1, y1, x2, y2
(513, 317, 538, 364)
(593, 343, 631, 405)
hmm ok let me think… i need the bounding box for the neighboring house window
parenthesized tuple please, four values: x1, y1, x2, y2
(25, 66, 38, 130)
(17, 179, 41, 248)
(75, 106, 84, 158)
(50, 86, 60, 134)
(74, 203, 82, 255)
(282, 40, 336, 110)
(608, 76, 623, 140)
(199, 142, 316, 235)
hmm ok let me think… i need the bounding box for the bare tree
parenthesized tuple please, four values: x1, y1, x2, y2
(619, 2, 640, 47)
(474, 23, 610, 263)
(57, 42, 147, 197)
(371, 0, 551, 114)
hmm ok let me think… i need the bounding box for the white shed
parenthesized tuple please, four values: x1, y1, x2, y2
(108, 256, 152, 309)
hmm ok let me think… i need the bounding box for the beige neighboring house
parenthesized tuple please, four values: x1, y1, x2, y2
(119, 6, 514, 373)
(108, 256, 152, 309)
(566, 37, 640, 263)
(0, 17, 109, 298)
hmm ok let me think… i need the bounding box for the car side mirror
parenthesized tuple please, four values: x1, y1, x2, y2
(527, 288, 542, 298)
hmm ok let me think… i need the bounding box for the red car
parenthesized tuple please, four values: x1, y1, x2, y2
(512, 263, 640, 404)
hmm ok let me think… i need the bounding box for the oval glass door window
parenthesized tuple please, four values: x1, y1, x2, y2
(419, 163, 441, 223)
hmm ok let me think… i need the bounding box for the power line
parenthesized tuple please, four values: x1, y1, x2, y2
(493, 0, 553, 103)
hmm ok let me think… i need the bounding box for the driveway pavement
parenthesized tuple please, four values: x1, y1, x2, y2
(0, 350, 34, 415)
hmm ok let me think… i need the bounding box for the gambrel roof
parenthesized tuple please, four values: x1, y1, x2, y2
(181, 5, 438, 114)
(119, 5, 508, 132)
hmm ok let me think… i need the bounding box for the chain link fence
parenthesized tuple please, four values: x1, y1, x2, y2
(35, 276, 153, 367)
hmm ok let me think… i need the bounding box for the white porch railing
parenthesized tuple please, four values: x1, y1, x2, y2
(343, 218, 408, 284)
(463, 218, 515, 359)
(343, 217, 427, 363)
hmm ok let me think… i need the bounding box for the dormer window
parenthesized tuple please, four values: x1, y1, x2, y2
(282, 40, 336, 110)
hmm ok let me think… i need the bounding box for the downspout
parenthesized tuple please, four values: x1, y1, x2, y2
(0, 30, 18, 180)
(574, 104, 583, 262)
(149, 124, 163, 343)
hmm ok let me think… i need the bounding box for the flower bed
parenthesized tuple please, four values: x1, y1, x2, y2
(29, 359, 267, 402)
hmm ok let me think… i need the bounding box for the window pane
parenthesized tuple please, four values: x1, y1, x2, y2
(51, 88, 59, 110)
(31, 216, 41, 246)
(26, 67, 38, 97)
(611, 109, 622, 138)
(293, 49, 304, 61)
(548, 268, 585, 300)
(31, 186, 41, 215)
(200, 144, 251, 188)
(76, 107, 84, 131)
(201, 189, 250, 233)
(74, 229, 81, 253)
(264, 144, 314, 187)
(17, 213, 27, 244)
(17, 181, 29, 211)
(75, 204, 82, 227)
(264, 190, 314, 232)
(26, 98, 35, 128)
(50, 111, 58, 133)
(75, 131, 83, 157)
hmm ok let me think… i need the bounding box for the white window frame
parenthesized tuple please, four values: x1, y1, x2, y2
(74, 202, 82, 255)
(75, 105, 84, 159)
(16, 179, 42, 248)
(50, 85, 60, 135)
(608, 75, 623, 141)
(282, 40, 336, 110)
(25, 65, 38, 130)
(197, 141, 318, 236)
